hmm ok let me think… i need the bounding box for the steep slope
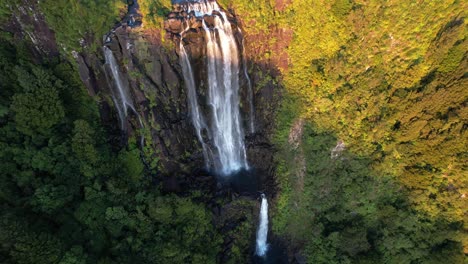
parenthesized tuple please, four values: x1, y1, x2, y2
(216, 0, 467, 262)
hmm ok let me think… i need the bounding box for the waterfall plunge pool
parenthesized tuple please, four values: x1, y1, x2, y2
(252, 240, 288, 264)
(212, 170, 288, 264)
(215, 168, 260, 195)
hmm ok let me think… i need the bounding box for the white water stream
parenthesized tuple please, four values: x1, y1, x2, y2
(240, 29, 255, 134)
(104, 46, 145, 148)
(104, 46, 137, 129)
(179, 36, 211, 169)
(256, 193, 269, 257)
(180, 0, 250, 175)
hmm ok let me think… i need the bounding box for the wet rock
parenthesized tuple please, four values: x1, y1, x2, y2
(76, 54, 97, 96)
(4, 0, 59, 58)
(203, 15, 215, 27)
(212, 10, 222, 18)
(165, 18, 183, 33)
(161, 59, 179, 89)
(189, 17, 202, 29)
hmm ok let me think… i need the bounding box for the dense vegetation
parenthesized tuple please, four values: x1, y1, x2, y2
(272, 97, 465, 263)
(139, 0, 172, 28)
(217, 0, 467, 262)
(0, 38, 222, 263)
(38, 0, 127, 52)
(0, 0, 466, 263)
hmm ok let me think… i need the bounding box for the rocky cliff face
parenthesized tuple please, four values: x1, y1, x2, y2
(76, 24, 203, 174)
(84, 1, 283, 179)
(3, 0, 59, 59)
(4, 0, 283, 187)
(161, 5, 291, 197)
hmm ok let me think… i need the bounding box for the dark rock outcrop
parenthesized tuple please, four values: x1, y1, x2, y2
(3, 0, 59, 59)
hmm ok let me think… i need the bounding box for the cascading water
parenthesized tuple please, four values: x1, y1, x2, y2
(104, 46, 137, 129)
(256, 193, 269, 257)
(179, 36, 211, 169)
(240, 29, 255, 134)
(104, 46, 145, 147)
(179, 0, 250, 175)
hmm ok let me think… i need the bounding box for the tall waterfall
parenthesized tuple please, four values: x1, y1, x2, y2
(256, 193, 269, 257)
(179, 0, 250, 175)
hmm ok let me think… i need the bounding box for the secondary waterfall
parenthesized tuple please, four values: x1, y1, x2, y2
(179, 38, 211, 169)
(256, 193, 269, 257)
(104, 46, 145, 148)
(179, 0, 250, 175)
(104, 46, 137, 129)
(240, 29, 255, 134)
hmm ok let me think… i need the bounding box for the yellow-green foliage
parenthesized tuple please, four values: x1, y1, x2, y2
(332, 0, 353, 18)
(253, 0, 467, 223)
(439, 44, 466, 73)
(39, 0, 127, 52)
(228, 0, 467, 256)
(139, 0, 172, 28)
(218, 0, 290, 63)
(285, 0, 350, 92)
(285, 0, 467, 225)
(219, 0, 277, 33)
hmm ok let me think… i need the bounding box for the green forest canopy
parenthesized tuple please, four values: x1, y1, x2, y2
(0, 39, 222, 264)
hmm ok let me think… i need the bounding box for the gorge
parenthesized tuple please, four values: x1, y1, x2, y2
(102, 0, 276, 261)
(0, 0, 466, 263)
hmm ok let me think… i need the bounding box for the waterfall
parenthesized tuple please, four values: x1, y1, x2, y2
(179, 35, 211, 169)
(103, 46, 137, 129)
(240, 29, 255, 134)
(179, 0, 250, 175)
(104, 46, 146, 148)
(256, 193, 269, 257)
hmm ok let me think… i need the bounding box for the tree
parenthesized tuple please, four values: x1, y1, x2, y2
(11, 67, 65, 137)
(72, 120, 99, 178)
